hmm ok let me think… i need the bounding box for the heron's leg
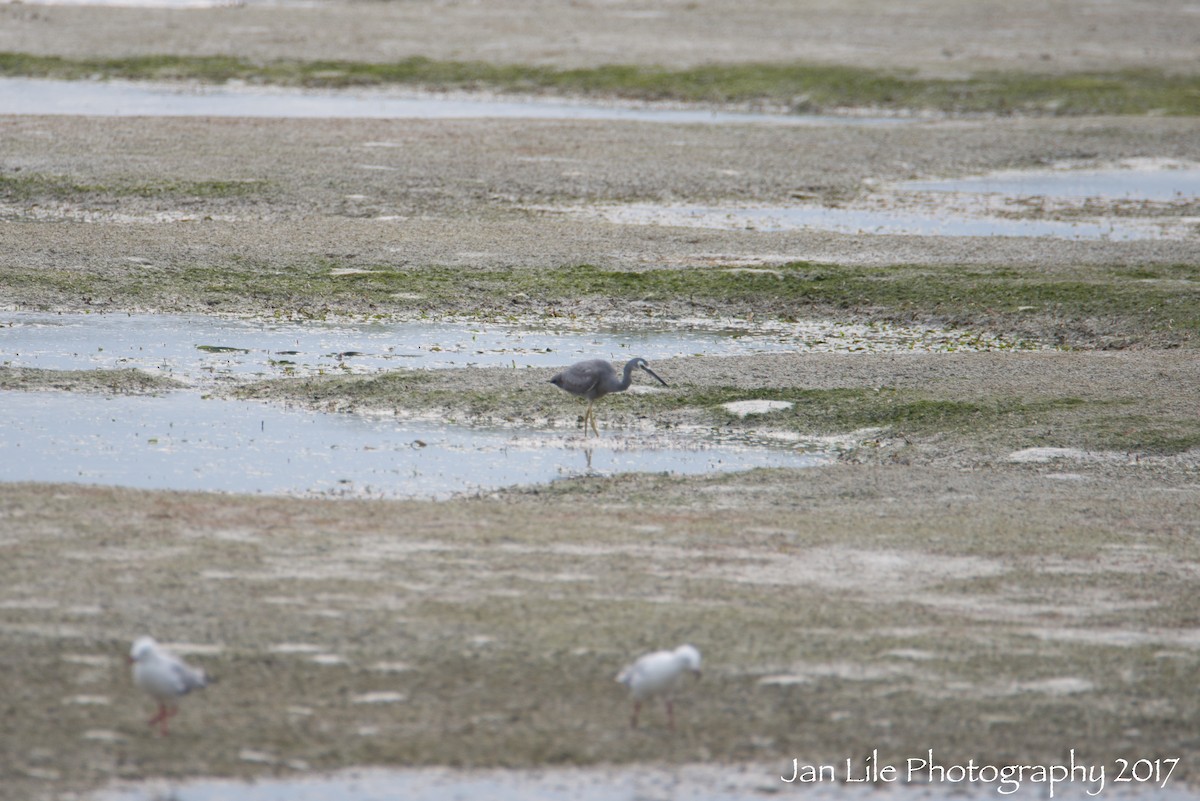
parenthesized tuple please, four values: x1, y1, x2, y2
(630, 701, 642, 729)
(584, 400, 597, 436)
(666, 699, 675, 731)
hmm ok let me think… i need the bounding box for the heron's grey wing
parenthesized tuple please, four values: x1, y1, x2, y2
(567, 361, 607, 394)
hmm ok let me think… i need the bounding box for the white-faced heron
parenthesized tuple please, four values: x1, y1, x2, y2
(549, 357, 667, 436)
(616, 643, 702, 729)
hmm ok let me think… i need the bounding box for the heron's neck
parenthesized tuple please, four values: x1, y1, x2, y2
(619, 361, 637, 390)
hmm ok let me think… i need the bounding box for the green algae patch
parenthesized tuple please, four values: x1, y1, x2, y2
(3, 52, 1199, 115)
(0, 171, 270, 202)
(9, 261, 1193, 350)
(232, 363, 1200, 457)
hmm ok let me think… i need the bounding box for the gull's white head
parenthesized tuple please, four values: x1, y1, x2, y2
(675, 644, 702, 676)
(130, 636, 159, 663)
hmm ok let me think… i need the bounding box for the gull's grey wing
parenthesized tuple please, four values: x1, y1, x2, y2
(169, 659, 208, 695)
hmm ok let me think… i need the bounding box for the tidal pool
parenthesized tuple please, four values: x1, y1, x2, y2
(0, 390, 824, 499)
(0, 312, 1037, 386)
(571, 202, 1176, 240)
(0, 77, 907, 126)
(900, 162, 1200, 201)
(0, 311, 1020, 497)
(558, 161, 1200, 241)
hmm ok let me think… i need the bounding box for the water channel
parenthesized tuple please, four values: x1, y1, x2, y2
(558, 162, 1200, 241)
(0, 311, 1030, 381)
(0, 77, 907, 127)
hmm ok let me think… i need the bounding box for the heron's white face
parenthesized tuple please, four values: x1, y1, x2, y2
(634, 359, 668, 387)
(130, 636, 158, 663)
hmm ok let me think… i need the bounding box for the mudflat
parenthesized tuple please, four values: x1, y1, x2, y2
(3, 0, 1200, 75)
(1, 2, 1198, 800)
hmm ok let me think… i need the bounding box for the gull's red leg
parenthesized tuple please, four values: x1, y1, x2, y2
(147, 702, 173, 735)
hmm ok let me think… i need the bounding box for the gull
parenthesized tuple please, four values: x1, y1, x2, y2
(616, 644, 702, 729)
(128, 636, 209, 735)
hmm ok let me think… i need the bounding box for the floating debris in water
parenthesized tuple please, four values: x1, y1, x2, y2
(196, 345, 251, 354)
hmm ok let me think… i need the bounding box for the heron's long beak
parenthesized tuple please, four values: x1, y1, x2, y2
(640, 364, 668, 386)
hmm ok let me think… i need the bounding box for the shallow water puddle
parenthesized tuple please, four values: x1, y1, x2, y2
(900, 161, 1200, 201)
(551, 161, 1200, 241)
(0, 391, 822, 499)
(570, 202, 1177, 240)
(5, 312, 708, 382)
(0, 77, 906, 126)
(0, 310, 1022, 497)
(0, 311, 1036, 385)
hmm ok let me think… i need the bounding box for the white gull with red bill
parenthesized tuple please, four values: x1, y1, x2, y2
(616, 643, 702, 729)
(129, 636, 210, 735)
